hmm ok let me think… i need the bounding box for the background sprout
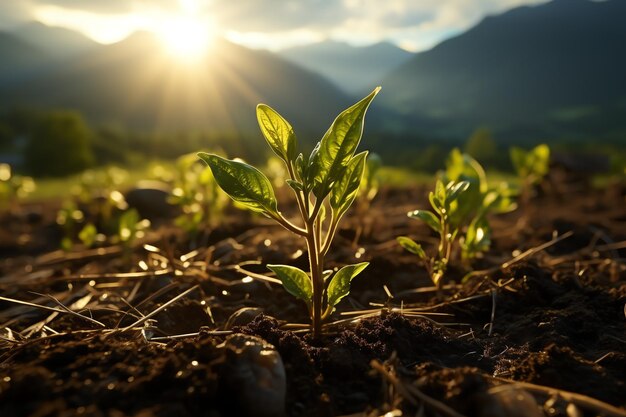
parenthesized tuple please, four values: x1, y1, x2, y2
(510, 144, 550, 208)
(399, 149, 517, 288)
(398, 179, 470, 289)
(199, 87, 380, 338)
(169, 152, 227, 241)
(0, 163, 36, 212)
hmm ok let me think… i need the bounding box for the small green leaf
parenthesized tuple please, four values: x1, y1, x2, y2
(446, 181, 470, 204)
(78, 223, 97, 248)
(267, 264, 313, 304)
(330, 151, 367, 218)
(397, 236, 426, 259)
(310, 87, 380, 198)
(428, 190, 440, 213)
(327, 262, 369, 308)
(198, 153, 278, 215)
(257, 104, 297, 163)
(408, 209, 440, 233)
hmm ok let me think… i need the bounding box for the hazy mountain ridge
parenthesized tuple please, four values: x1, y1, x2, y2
(1, 0, 625, 144)
(13, 21, 98, 58)
(279, 40, 413, 94)
(0, 28, 352, 139)
(380, 0, 626, 139)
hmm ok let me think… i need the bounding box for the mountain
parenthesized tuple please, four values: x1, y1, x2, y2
(0, 32, 49, 84)
(380, 0, 626, 140)
(12, 22, 97, 58)
(1, 31, 352, 138)
(280, 40, 413, 94)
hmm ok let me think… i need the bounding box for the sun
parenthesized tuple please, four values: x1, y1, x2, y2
(159, 16, 213, 61)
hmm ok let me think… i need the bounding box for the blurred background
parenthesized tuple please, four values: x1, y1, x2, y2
(0, 0, 625, 181)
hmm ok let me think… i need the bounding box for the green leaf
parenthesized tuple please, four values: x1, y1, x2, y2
(119, 209, 140, 242)
(257, 104, 297, 163)
(310, 87, 380, 198)
(408, 209, 440, 233)
(446, 181, 470, 204)
(267, 264, 313, 304)
(397, 236, 426, 259)
(326, 262, 369, 308)
(78, 223, 97, 248)
(330, 151, 367, 218)
(531, 144, 550, 176)
(198, 153, 278, 215)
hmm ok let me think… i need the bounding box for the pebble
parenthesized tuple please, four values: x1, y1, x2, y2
(479, 385, 542, 417)
(218, 334, 286, 417)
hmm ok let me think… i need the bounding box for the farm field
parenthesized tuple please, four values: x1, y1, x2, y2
(1, 162, 624, 417)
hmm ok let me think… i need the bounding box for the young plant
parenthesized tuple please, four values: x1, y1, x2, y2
(397, 180, 469, 288)
(199, 87, 380, 338)
(0, 163, 36, 212)
(442, 149, 516, 262)
(510, 144, 550, 207)
(398, 149, 516, 287)
(169, 152, 227, 237)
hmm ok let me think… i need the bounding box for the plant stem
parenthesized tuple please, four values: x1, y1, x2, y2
(305, 217, 323, 339)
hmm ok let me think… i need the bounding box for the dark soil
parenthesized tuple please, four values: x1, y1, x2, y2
(1, 179, 625, 417)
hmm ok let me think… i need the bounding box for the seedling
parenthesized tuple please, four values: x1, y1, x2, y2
(442, 149, 516, 262)
(199, 87, 380, 338)
(510, 144, 550, 207)
(397, 180, 470, 288)
(169, 153, 227, 238)
(0, 163, 36, 212)
(398, 149, 516, 287)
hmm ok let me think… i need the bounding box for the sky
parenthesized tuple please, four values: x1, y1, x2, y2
(0, 0, 549, 52)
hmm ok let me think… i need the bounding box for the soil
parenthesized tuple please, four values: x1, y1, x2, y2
(1, 177, 625, 417)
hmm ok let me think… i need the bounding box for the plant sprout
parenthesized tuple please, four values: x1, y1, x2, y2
(510, 144, 550, 207)
(0, 163, 36, 212)
(397, 180, 469, 288)
(199, 87, 380, 338)
(169, 152, 227, 238)
(398, 149, 516, 287)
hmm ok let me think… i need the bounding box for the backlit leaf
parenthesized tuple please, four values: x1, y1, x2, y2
(408, 209, 440, 233)
(267, 264, 312, 304)
(257, 104, 297, 163)
(397, 236, 426, 259)
(327, 262, 369, 308)
(198, 153, 278, 215)
(330, 151, 367, 218)
(310, 87, 380, 198)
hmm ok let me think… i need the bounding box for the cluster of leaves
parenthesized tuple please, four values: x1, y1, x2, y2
(199, 87, 380, 338)
(0, 163, 36, 211)
(168, 153, 227, 237)
(56, 167, 150, 251)
(398, 149, 516, 287)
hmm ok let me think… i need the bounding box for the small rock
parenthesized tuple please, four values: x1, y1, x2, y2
(125, 181, 179, 220)
(479, 385, 542, 417)
(217, 334, 286, 417)
(224, 307, 264, 330)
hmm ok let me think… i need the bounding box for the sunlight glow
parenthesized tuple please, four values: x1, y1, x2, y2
(159, 16, 213, 60)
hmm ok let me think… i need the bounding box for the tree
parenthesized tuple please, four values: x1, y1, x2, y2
(24, 110, 95, 177)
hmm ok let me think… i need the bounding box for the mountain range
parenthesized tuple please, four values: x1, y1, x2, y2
(0, 28, 351, 138)
(279, 40, 413, 95)
(381, 0, 626, 140)
(1, 0, 625, 142)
